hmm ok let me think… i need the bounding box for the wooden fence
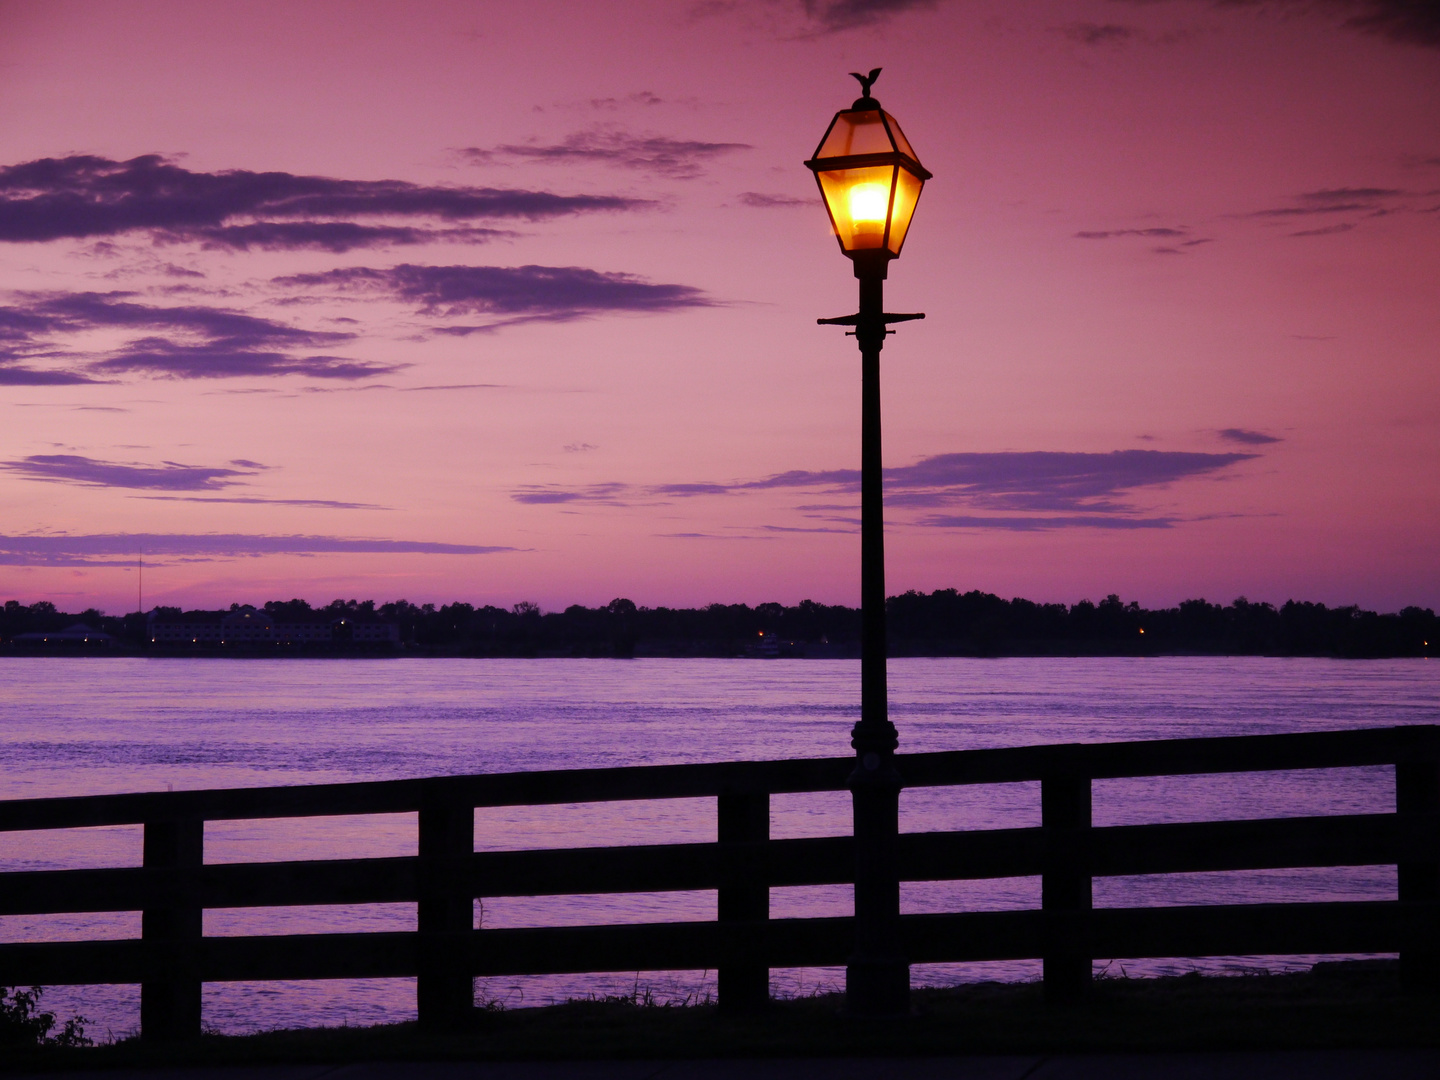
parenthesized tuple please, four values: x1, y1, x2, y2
(0, 724, 1436, 1040)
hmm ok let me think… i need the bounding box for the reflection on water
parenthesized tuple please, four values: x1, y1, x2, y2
(0, 656, 1435, 1033)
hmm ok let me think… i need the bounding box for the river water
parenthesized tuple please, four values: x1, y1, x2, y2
(0, 656, 1436, 1036)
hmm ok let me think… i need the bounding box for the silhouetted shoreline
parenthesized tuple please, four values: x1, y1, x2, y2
(4, 962, 1435, 1067)
(2, 590, 1434, 658)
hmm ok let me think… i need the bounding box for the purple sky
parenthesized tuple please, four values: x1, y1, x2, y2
(1, 0, 1437, 613)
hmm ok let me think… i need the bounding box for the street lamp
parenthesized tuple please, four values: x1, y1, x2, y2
(806, 68, 930, 1018)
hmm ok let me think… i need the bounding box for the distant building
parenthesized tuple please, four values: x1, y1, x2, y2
(147, 606, 399, 648)
(13, 622, 115, 648)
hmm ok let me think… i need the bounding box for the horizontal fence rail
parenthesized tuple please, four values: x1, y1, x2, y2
(0, 724, 1436, 1038)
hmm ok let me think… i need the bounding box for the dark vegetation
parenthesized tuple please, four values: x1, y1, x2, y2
(1, 591, 1435, 658)
(2, 965, 1437, 1069)
(0, 986, 88, 1049)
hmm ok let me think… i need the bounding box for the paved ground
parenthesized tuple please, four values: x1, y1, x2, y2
(14, 1053, 1440, 1080)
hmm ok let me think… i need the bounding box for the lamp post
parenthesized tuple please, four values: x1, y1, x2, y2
(805, 68, 930, 1017)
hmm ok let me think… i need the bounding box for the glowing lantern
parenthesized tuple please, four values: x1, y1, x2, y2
(804, 70, 931, 263)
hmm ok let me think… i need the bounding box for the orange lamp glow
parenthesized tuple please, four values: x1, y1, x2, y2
(805, 90, 930, 260)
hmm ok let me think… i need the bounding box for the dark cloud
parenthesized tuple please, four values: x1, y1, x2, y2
(0, 454, 259, 491)
(511, 482, 631, 505)
(1302, 186, 1406, 201)
(653, 482, 742, 497)
(803, 0, 940, 31)
(0, 532, 518, 566)
(1247, 184, 1420, 234)
(397, 383, 508, 392)
(1299, 0, 1440, 46)
(0, 365, 98, 385)
(171, 222, 511, 253)
(760, 523, 857, 534)
(1290, 222, 1356, 237)
(1076, 227, 1189, 239)
(1061, 22, 1137, 44)
(1120, 1, 1440, 48)
(0, 291, 398, 381)
(1217, 428, 1283, 445)
(1253, 188, 1404, 218)
(885, 450, 1255, 512)
(0, 154, 646, 249)
(1252, 203, 1373, 218)
(138, 495, 387, 510)
(739, 468, 864, 492)
(94, 343, 390, 380)
(464, 131, 750, 180)
(917, 514, 1175, 531)
(511, 449, 1257, 529)
(738, 192, 814, 208)
(656, 532, 775, 541)
(276, 264, 712, 326)
(585, 91, 665, 111)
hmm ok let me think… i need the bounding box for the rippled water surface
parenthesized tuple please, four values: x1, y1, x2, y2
(1, 656, 1435, 1035)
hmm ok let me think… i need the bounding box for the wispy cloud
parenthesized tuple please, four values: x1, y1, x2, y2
(738, 192, 813, 208)
(512, 482, 631, 505)
(885, 450, 1255, 512)
(276, 264, 713, 328)
(137, 495, 388, 510)
(1252, 187, 1404, 218)
(0, 364, 98, 385)
(0, 154, 646, 250)
(1118, 1, 1440, 49)
(1, 291, 398, 381)
(171, 222, 512, 254)
(1340, 0, 1440, 46)
(1076, 227, 1189, 239)
(803, 0, 941, 32)
(917, 514, 1175, 531)
(511, 449, 1258, 529)
(1217, 428, 1283, 445)
(1241, 183, 1424, 238)
(1290, 222, 1355, 238)
(0, 532, 518, 566)
(463, 129, 750, 180)
(1059, 22, 1137, 45)
(1074, 226, 1215, 254)
(655, 531, 776, 541)
(0, 453, 260, 491)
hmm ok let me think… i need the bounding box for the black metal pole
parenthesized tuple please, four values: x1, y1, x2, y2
(845, 253, 908, 1016)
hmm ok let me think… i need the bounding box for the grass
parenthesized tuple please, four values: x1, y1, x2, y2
(4, 963, 1439, 1072)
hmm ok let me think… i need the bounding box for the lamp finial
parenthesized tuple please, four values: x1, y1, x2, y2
(849, 67, 881, 99)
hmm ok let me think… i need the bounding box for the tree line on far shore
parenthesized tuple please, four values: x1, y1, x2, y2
(1, 591, 1434, 658)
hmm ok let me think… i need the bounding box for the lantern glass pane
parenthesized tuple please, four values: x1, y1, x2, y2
(815, 109, 895, 159)
(885, 165, 925, 255)
(882, 112, 919, 164)
(817, 164, 897, 251)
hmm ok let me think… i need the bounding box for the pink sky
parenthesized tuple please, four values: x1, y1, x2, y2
(1, 0, 1436, 615)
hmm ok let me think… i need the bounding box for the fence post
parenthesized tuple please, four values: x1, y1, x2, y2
(141, 816, 203, 1041)
(1042, 772, 1091, 1004)
(1398, 756, 1440, 994)
(417, 796, 475, 1029)
(717, 788, 769, 1012)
